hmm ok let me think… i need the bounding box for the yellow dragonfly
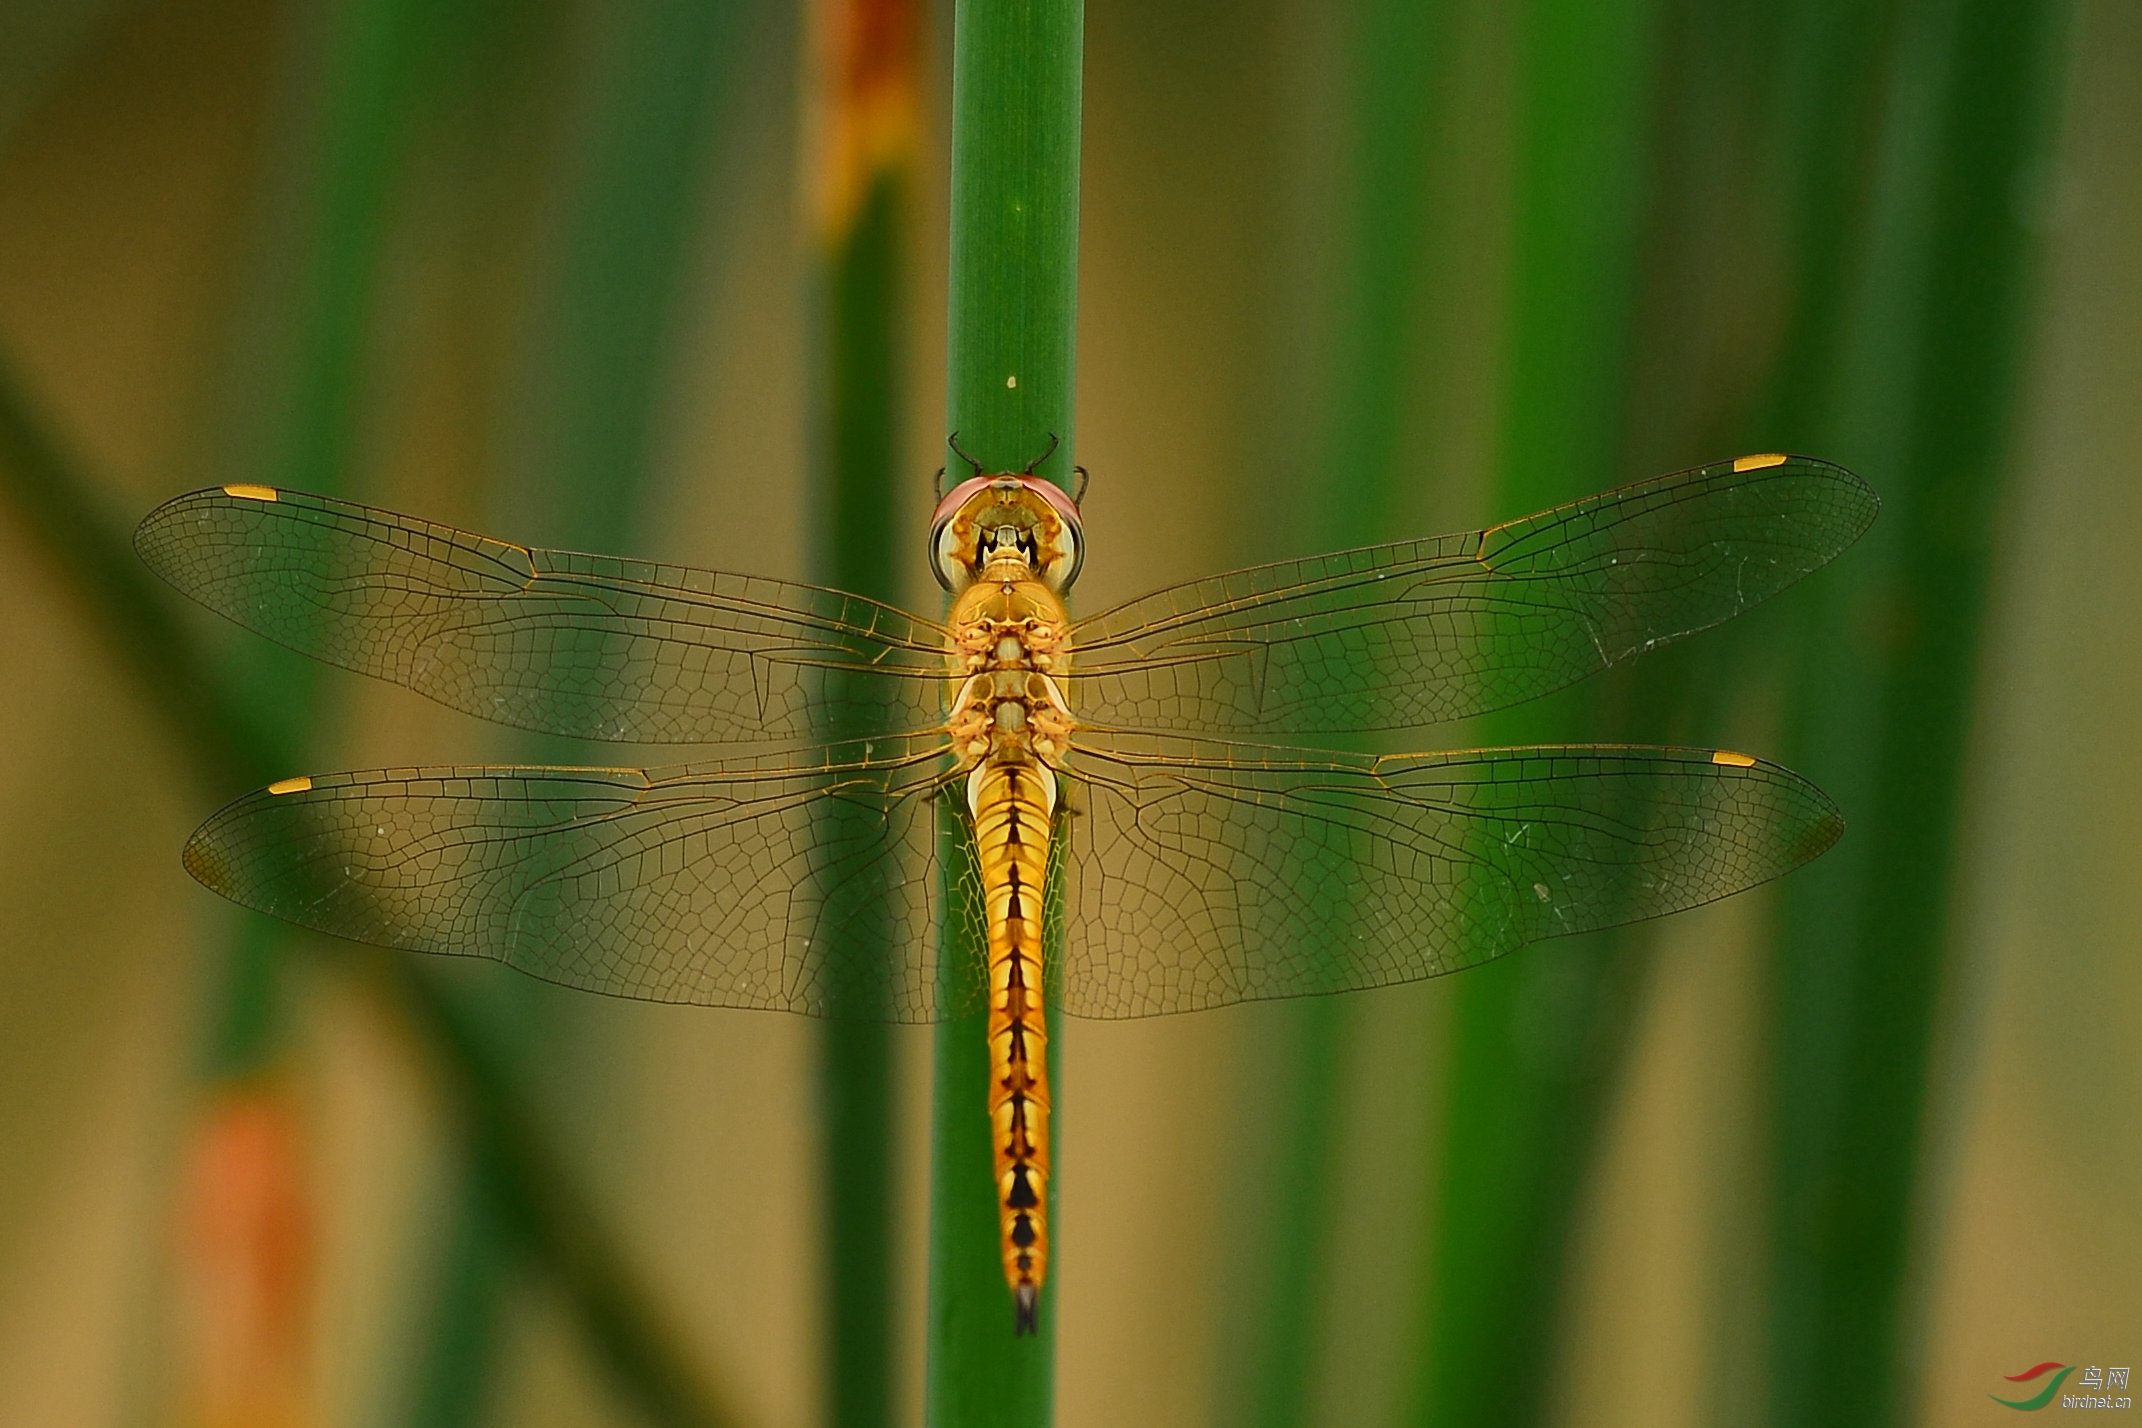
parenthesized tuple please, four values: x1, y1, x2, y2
(136, 450, 1874, 1334)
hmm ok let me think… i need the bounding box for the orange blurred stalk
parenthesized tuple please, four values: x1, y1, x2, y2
(178, 1083, 315, 1428)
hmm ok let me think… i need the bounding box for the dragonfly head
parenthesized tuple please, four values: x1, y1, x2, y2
(929, 474, 1084, 594)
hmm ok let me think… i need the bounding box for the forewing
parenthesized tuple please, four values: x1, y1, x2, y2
(135, 486, 949, 743)
(1070, 456, 1876, 736)
(181, 739, 981, 1021)
(1055, 732, 1841, 1018)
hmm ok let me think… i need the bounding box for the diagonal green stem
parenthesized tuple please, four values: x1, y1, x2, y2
(926, 4, 1081, 1424)
(0, 356, 287, 793)
(385, 957, 746, 1428)
(405, 1, 751, 1413)
(0, 356, 744, 1428)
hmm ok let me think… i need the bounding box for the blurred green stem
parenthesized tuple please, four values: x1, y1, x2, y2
(1406, 1, 1663, 1424)
(926, 3, 1081, 1424)
(1768, 2, 2071, 1423)
(812, 3, 922, 1420)
(388, 957, 745, 1428)
(405, 0, 749, 1415)
(1239, 4, 1446, 1422)
(0, 357, 743, 1428)
(0, 357, 286, 793)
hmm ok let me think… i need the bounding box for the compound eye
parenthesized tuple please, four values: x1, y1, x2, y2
(928, 474, 999, 591)
(929, 513, 974, 592)
(1041, 514, 1084, 591)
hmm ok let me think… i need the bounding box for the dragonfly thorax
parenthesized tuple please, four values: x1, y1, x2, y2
(948, 576, 1071, 675)
(946, 576, 1075, 791)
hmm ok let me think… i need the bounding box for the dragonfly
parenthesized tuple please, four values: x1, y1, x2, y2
(136, 449, 1875, 1335)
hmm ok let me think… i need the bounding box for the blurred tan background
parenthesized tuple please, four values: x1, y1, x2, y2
(0, 0, 2135, 1425)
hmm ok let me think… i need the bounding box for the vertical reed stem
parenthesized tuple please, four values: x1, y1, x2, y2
(813, 3, 922, 1424)
(927, 4, 1081, 1423)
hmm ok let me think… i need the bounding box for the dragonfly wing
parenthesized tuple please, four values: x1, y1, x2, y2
(135, 486, 949, 743)
(1070, 456, 1876, 736)
(182, 738, 981, 1021)
(1055, 731, 1840, 1018)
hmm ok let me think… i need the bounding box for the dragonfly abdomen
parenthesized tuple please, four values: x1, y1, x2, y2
(970, 757, 1054, 1334)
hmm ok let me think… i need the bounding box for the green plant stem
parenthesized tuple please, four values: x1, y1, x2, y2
(1239, 1003, 1347, 1428)
(1406, 1, 1663, 1424)
(1767, 2, 2071, 1423)
(387, 957, 745, 1428)
(0, 357, 742, 1428)
(926, 4, 1081, 1424)
(0, 360, 286, 792)
(939, 2, 1083, 490)
(207, 0, 435, 1082)
(1238, 5, 1446, 1422)
(407, 2, 748, 1414)
(1624, 5, 1903, 1419)
(1758, 0, 1906, 447)
(813, 29, 920, 1425)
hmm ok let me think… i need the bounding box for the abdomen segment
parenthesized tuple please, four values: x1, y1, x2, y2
(970, 758, 1054, 1333)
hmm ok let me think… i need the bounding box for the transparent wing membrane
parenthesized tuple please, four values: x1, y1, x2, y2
(185, 735, 1838, 1022)
(1054, 734, 1839, 1018)
(135, 486, 950, 744)
(1071, 456, 1877, 736)
(151, 457, 1868, 1019)
(182, 739, 975, 1021)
